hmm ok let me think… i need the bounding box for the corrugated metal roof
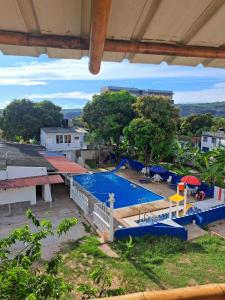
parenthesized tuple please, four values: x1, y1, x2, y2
(41, 127, 87, 134)
(0, 174, 63, 190)
(0, 142, 55, 171)
(45, 156, 88, 174)
(1, 0, 225, 68)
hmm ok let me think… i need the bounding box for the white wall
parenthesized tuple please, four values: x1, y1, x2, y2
(0, 186, 36, 205)
(40, 129, 87, 151)
(201, 135, 225, 151)
(0, 166, 47, 180)
(6, 166, 47, 179)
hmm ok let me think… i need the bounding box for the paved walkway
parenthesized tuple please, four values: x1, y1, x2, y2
(0, 184, 88, 260)
(185, 223, 207, 240)
(99, 243, 119, 258)
(209, 220, 225, 239)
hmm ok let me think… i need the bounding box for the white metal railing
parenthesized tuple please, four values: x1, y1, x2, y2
(93, 202, 110, 233)
(70, 185, 89, 214)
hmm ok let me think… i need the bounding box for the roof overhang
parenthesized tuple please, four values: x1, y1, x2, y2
(0, 175, 63, 190)
(45, 156, 88, 174)
(1, 1, 225, 73)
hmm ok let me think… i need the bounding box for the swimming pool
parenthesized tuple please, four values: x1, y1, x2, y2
(73, 172, 164, 209)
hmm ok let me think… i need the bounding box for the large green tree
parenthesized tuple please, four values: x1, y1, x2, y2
(211, 116, 225, 132)
(179, 113, 213, 136)
(0, 99, 63, 141)
(83, 91, 136, 148)
(123, 96, 179, 163)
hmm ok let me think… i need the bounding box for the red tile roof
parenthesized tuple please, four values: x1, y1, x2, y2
(45, 156, 88, 174)
(0, 175, 63, 190)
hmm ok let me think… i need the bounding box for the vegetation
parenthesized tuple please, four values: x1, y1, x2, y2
(0, 99, 63, 141)
(59, 234, 225, 299)
(196, 146, 225, 187)
(77, 266, 125, 298)
(177, 101, 225, 117)
(83, 91, 136, 149)
(0, 209, 77, 300)
(123, 96, 179, 164)
(178, 113, 213, 136)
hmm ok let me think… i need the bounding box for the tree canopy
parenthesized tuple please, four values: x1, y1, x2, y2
(83, 91, 136, 147)
(123, 96, 179, 163)
(179, 113, 213, 136)
(0, 99, 63, 141)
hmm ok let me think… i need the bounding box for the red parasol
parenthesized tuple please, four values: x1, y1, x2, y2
(181, 175, 201, 186)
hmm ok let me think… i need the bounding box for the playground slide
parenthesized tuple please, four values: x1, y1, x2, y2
(111, 159, 127, 172)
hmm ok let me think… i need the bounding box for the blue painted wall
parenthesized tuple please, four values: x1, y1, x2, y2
(115, 205, 225, 241)
(114, 223, 188, 240)
(195, 205, 225, 225)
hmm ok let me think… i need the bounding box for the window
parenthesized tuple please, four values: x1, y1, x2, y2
(74, 136, 79, 140)
(64, 134, 71, 143)
(212, 137, 217, 144)
(56, 135, 63, 144)
(203, 136, 208, 142)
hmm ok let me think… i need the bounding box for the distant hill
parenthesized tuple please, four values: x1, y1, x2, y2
(176, 101, 225, 117)
(62, 108, 82, 119)
(61, 102, 225, 119)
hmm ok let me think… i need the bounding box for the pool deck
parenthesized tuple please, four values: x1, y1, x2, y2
(113, 169, 195, 227)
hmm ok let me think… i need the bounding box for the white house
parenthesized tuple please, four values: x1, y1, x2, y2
(201, 129, 225, 152)
(40, 127, 87, 161)
(0, 143, 63, 211)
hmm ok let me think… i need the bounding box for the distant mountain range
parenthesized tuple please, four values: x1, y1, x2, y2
(62, 109, 82, 119)
(62, 102, 225, 119)
(176, 101, 225, 117)
(1, 102, 225, 118)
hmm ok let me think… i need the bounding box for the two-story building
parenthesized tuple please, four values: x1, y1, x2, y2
(40, 127, 87, 161)
(201, 129, 225, 152)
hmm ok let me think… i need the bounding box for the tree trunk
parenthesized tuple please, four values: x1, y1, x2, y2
(150, 148, 154, 162)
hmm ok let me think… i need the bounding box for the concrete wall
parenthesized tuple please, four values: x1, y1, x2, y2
(81, 149, 98, 161)
(40, 129, 87, 151)
(0, 186, 36, 205)
(7, 166, 47, 179)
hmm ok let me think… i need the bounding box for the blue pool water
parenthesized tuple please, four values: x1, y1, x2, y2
(73, 172, 163, 209)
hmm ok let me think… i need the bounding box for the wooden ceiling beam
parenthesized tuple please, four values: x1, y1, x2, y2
(1, 31, 225, 68)
(89, 0, 112, 74)
(105, 39, 225, 59)
(0, 30, 89, 50)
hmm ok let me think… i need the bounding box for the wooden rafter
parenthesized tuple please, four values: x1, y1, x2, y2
(1, 31, 225, 72)
(89, 0, 112, 74)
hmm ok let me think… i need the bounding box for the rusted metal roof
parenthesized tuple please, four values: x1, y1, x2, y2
(0, 175, 63, 190)
(45, 156, 88, 174)
(1, 0, 225, 68)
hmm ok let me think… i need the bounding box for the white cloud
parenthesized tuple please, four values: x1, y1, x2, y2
(0, 79, 47, 86)
(174, 82, 225, 103)
(0, 101, 11, 108)
(27, 91, 95, 100)
(60, 103, 86, 109)
(1, 57, 225, 86)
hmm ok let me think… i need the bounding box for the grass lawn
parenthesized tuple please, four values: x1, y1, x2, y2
(59, 234, 225, 299)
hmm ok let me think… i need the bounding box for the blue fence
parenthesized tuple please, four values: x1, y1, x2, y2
(114, 222, 188, 240)
(126, 158, 144, 171)
(121, 158, 214, 198)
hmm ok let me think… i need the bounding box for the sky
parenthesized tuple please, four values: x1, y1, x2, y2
(0, 53, 225, 109)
